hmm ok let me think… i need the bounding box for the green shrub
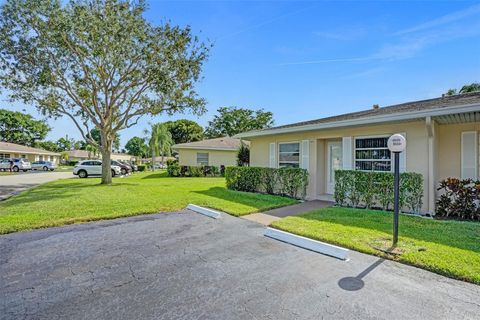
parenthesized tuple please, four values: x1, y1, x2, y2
(68, 160, 79, 166)
(334, 170, 423, 214)
(187, 166, 203, 177)
(166, 161, 180, 177)
(166, 163, 223, 177)
(225, 166, 309, 199)
(137, 165, 146, 172)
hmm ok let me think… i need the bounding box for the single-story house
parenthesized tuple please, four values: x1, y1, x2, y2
(172, 137, 249, 167)
(236, 92, 480, 214)
(0, 141, 61, 163)
(66, 150, 137, 162)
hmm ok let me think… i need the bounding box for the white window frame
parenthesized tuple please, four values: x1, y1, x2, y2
(278, 141, 301, 168)
(0, 153, 10, 159)
(354, 135, 392, 172)
(196, 152, 209, 166)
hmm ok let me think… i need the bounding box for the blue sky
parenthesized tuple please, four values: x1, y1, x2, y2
(3, 0, 480, 147)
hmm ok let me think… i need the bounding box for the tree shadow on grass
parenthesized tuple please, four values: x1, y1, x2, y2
(296, 208, 480, 253)
(141, 172, 169, 179)
(193, 187, 296, 212)
(0, 181, 139, 208)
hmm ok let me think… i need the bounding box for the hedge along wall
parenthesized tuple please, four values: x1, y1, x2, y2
(334, 170, 423, 213)
(225, 167, 309, 199)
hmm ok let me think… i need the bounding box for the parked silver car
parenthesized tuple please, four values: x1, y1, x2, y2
(73, 160, 121, 178)
(31, 160, 57, 171)
(0, 158, 31, 172)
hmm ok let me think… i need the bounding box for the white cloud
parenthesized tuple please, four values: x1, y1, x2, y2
(394, 3, 480, 36)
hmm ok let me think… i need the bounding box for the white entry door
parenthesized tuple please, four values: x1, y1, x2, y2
(327, 141, 343, 194)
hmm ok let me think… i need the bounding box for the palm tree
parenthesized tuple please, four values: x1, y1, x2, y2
(145, 123, 173, 171)
(459, 83, 480, 94)
(85, 144, 99, 159)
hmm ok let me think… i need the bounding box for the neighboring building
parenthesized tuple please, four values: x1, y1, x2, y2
(236, 92, 480, 214)
(66, 149, 137, 162)
(0, 141, 61, 163)
(140, 156, 176, 165)
(172, 137, 249, 167)
(66, 149, 100, 162)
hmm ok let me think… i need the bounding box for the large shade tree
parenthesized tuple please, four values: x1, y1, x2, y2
(0, 0, 209, 184)
(0, 109, 50, 146)
(205, 107, 274, 138)
(164, 119, 204, 144)
(125, 136, 148, 157)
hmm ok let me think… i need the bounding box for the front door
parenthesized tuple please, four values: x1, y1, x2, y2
(327, 141, 343, 194)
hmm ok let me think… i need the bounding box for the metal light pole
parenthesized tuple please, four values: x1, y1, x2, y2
(388, 134, 406, 247)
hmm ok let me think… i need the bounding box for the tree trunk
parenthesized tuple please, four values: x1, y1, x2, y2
(161, 151, 164, 169)
(100, 131, 113, 185)
(151, 150, 155, 171)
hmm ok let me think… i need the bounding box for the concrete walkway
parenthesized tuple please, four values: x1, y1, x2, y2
(242, 200, 333, 225)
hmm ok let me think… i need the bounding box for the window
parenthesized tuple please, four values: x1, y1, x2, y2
(196, 152, 209, 166)
(0, 153, 10, 159)
(278, 142, 300, 168)
(355, 137, 391, 172)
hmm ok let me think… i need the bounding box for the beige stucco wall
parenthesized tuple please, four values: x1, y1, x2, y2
(177, 148, 237, 167)
(7, 153, 60, 164)
(437, 122, 480, 181)
(249, 120, 431, 209)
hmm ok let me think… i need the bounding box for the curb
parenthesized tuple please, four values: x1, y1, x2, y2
(264, 227, 349, 260)
(186, 204, 222, 219)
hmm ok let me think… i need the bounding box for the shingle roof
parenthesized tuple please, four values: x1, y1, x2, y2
(172, 137, 250, 151)
(240, 92, 480, 135)
(66, 149, 91, 158)
(0, 141, 60, 156)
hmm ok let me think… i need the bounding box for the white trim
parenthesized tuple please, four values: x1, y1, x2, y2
(264, 228, 349, 260)
(461, 131, 478, 179)
(269, 142, 276, 168)
(300, 140, 310, 170)
(172, 146, 238, 151)
(341, 137, 352, 170)
(187, 204, 221, 219)
(236, 103, 480, 138)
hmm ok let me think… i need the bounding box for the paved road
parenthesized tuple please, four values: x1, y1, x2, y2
(0, 171, 73, 200)
(1, 211, 478, 320)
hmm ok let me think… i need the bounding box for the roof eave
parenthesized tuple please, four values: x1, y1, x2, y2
(235, 103, 480, 139)
(172, 146, 238, 151)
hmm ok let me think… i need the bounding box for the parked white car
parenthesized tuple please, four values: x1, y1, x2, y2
(31, 161, 57, 171)
(73, 160, 121, 178)
(0, 158, 31, 172)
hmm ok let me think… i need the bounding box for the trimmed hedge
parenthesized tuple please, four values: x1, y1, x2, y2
(225, 166, 309, 199)
(137, 165, 146, 172)
(436, 177, 480, 221)
(334, 170, 423, 213)
(166, 161, 225, 177)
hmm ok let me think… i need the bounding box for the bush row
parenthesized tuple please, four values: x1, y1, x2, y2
(334, 170, 424, 213)
(436, 177, 480, 221)
(167, 161, 225, 177)
(225, 166, 309, 199)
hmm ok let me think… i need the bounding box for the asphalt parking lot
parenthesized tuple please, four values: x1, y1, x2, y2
(0, 171, 73, 200)
(1, 210, 478, 320)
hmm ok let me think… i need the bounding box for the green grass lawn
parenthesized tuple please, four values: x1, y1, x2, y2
(0, 171, 297, 234)
(271, 207, 480, 284)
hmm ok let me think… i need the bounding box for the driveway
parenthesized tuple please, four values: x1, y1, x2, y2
(1, 211, 478, 320)
(0, 171, 73, 200)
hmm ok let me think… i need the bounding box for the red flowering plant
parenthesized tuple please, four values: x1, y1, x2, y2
(436, 177, 480, 221)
